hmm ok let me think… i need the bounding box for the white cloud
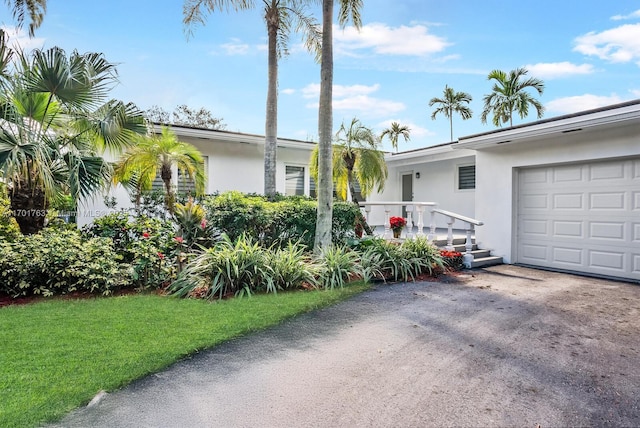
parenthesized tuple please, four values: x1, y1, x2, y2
(219, 38, 250, 55)
(573, 24, 640, 64)
(546, 94, 625, 113)
(301, 83, 380, 99)
(611, 10, 640, 20)
(335, 23, 450, 57)
(524, 62, 595, 79)
(631, 89, 640, 97)
(302, 83, 405, 117)
(1, 26, 45, 50)
(281, 88, 295, 95)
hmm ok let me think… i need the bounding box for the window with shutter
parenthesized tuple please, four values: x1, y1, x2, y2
(285, 165, 305, 196)
(177, 156, 208, 195)
(458, 165, 476, 190)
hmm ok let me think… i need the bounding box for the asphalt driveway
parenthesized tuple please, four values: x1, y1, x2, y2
(50, 265, 640, 427)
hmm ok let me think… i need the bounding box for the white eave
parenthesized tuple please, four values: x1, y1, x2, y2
(455, 99, 640, 150)
(152, 123, 316, 151)
(384, 142, 475, 166)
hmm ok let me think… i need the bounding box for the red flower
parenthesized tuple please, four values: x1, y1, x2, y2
(389, 216, 406, 230)
(200, 218, 207, 229)
(157, 252, 165, 260)
(174, 236, 184, 244)
(142, 232, 150, 239)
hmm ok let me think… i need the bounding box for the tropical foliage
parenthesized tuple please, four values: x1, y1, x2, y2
(112, 126, 205, 215)
(380, 121, 411, 153)
(481, 67, 545, 127)
(0, 29, 146, 234)
(3, 0, 47, 36)
(429, 85, 473, 142)
(184, 0, 321, 196)
(310, 117, 388, 204)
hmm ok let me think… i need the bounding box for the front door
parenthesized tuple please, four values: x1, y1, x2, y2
(401, 173, 413, 219)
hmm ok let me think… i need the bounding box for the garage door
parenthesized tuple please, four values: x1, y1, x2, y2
(517, 157, 640, 281)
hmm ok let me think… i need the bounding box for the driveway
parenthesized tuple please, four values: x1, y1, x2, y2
(50, 265, 640, 427)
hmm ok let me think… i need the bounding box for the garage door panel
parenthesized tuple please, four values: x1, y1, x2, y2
(554, 193, 583, 209)
(589, 222, 625, 240)
(554, 165, 583, 182)
(517, 157, 639, 281)
(553, 247, 583, 265)
(590, 192, 625, 210)
(590, 162, 625, 180)
(589, 250, 625, 271)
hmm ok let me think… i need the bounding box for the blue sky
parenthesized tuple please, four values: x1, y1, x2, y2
(2, 0, 640, 151)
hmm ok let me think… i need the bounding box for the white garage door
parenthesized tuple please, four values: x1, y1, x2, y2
(517, 157, 640, 282)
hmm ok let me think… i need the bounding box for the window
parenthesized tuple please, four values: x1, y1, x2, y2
(178, 156, 208, 195)
(285, 165, 305, 196)
(458, 165, 476, 190)
(309, 175, 316, 198)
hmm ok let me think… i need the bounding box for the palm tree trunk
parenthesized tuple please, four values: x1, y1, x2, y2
(314, 0, 334, 252)
(449, 114, 453, 142)
(264, 5, 278, 196)
(161, 164, 175, 215)
(9, 184, 47, 235)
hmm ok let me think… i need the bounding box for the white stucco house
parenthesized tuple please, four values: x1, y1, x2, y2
(368, 99, 640, 282)
(82, 100, 640, 282)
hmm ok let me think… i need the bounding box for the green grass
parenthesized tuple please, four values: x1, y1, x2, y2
(0, 284, 369, 428)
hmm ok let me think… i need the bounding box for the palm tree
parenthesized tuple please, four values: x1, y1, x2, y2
(429, 85, 473, 142)
(0, 30, 146, 234)
(380, 122, 410, 153)
(4, 0, 47, 36)
(310, 118, 387, 205)
(314, 0, 363, 251)
(183, 0, 321, 197)
(113, 126, 205, 215)
(481, 67, 545, 127)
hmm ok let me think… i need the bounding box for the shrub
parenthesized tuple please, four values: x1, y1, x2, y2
(169, 234, 273, 299)
(440, 249, 463, 270)
(0, 229, 133, 297)
(0, 184, 20, 242)
(360, 236, 443, 282)
(269, 242, 317, 290)
(82, 212, 177, 288)
(314, 245, 362, 289)
(203, 191, 362, 249)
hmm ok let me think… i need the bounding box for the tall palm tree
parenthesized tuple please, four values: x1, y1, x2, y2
(0, 30, 146, 234)
(429, 85, 473, 142)
(183, 0, 321, 197)
(481, 67, 545, 127)
(4, 0, 47, 36)
(380, 122, 410, 153)
(113, 126, 205, 215)
(314, 0, 362, 251)
(310, 118, 387, 204)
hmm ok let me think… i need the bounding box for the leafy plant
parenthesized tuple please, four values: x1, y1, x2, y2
(314, 245, 362, 289)
(269, 242, 317, 290)
(169, 234, 274, 299)
(0, 229, 133, 297)
(174, 198, 222, 251)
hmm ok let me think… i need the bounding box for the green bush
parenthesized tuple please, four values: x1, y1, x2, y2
(203, 191, 362, 249)
(0, 184, 20, 241)
(314, 245, 362, 289)
(168, 235, 317, 300)
(82, 212, 177, 288)
(359, 236, 443, 282)
(0, 229, 133, 297)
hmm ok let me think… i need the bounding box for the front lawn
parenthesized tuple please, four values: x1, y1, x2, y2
(0, 285, 368, 428)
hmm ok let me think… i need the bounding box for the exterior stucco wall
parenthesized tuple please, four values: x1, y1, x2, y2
(367, 153, 476, 228)
(77, 136, 314, 226)
(474, 122, 640, 263)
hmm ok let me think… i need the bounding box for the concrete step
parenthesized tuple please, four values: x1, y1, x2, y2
(470, 249, 491, 258)
(470, 256, 504, 268)
(433, 238, 475, 247)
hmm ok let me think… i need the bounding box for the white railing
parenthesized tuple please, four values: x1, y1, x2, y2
(359, 202, 437, 239)
(359, 202, 484, 269)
